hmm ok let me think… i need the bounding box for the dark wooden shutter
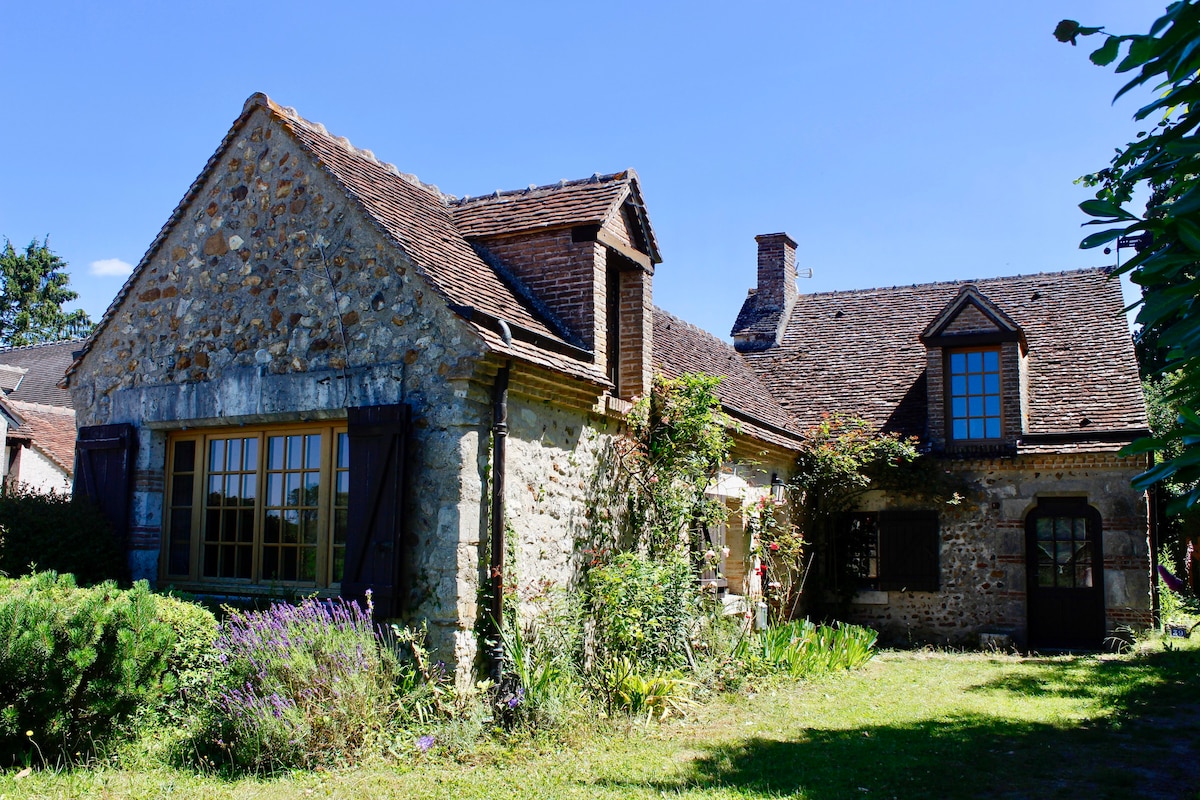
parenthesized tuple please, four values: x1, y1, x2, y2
(878, 510, 940, 592)
(343, 404, 410, 619)
(73, 423, 137, 545)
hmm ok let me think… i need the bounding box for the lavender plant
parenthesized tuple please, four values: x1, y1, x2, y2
(200, 594, 398, 771)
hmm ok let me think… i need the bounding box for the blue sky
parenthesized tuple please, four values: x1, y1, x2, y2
(0, 2, 1165, 340)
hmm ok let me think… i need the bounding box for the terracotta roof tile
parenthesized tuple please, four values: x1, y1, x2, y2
(653, 307, 803, 449)
(451, 176, 631, 238)
(8, 401, 76, 474)
(277, 108, 577, 348)
(740, 269, 1147, 447)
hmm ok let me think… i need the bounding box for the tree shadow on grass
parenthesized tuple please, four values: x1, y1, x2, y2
(592, 648, 1200, 799)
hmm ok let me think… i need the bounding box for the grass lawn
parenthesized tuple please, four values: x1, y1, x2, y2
(7, 642, 1199, 799)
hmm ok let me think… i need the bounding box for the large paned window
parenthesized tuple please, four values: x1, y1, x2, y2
(163, 424, 349, 588)
(948, 348, 1002, 440)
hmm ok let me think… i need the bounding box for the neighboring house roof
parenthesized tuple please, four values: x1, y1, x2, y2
(0, 340, 79, 476)
(6, 401, 76, 474)
(653, 307, 803, 449)
(738, 268, 1147, 452)
(65, 93, 626, 388)
(0, 340, 79, 408)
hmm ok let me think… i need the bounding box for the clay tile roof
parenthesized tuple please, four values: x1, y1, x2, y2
(65, 93, 610, 388)
(7, 401, 76, 474)
(452, 174, 630, 236)
(739, 268, 1147, 448)
(0, 340, 79, 409)
(653, 307, 803, 449)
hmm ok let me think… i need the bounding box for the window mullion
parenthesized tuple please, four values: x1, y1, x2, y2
(253, 431, 266, 584)
(313, 426, 330, 587)
(189, 435, 205, 583)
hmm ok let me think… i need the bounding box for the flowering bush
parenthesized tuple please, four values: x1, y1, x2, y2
(199, 595, 398, 771)
(587, 552, 696, 670)
(618, 373, 732, 559)
(745, 495, 807, 621)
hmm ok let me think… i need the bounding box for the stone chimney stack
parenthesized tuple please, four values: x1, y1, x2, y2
(755, 233, 798, 312)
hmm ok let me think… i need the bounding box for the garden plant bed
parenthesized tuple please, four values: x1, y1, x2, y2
(7, 643, 1199, 799)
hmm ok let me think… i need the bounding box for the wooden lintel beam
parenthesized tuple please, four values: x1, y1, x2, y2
(596, 228, 653, 272)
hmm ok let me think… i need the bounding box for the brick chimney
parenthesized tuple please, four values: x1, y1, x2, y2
(755, 233, 798, 313)
(731, 233, 798, 351)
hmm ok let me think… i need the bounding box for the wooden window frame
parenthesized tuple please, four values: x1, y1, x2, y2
(161, 422, 348, 591)
(946, 345, 1004, 442)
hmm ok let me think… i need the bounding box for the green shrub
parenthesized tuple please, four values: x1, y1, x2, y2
(591, 656, 696, 721)
(0, 489, 123, 585)
(197, 595, 399, 772)
(734, 619, 877, 678)
(0, 572, 177, 764)
(148, 593, 219, 726)
(587, 552, 697, 670)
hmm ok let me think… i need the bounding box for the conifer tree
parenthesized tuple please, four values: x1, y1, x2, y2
(0, 237, 92, 346)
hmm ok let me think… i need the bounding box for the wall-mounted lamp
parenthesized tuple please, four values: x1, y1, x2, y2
(771, 473, 784, 503)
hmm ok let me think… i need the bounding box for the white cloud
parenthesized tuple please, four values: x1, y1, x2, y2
(89, 258, 134, 277)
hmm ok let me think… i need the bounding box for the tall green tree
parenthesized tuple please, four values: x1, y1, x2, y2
(1056, 4, 1200, 512)
(0, 238, 93, 347)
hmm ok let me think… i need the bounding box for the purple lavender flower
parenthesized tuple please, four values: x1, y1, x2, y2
(416, 734, 435, 752)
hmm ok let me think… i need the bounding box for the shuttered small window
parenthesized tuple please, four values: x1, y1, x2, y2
(837, 510, 940, 592)
(877, 510, 940, 592)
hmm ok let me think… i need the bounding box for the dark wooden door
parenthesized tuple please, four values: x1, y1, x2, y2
(1026, 498, 1105, 649)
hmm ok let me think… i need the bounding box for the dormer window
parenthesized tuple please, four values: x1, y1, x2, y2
(921, 284, 1026, 453)
(948, 348, 1002, 440)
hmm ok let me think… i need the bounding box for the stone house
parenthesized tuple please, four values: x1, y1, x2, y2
(62, 93, 796, 675)
(0, 341, 79, 494)
(732, 233, 1153, 649)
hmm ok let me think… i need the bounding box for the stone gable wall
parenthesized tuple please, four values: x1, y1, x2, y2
(67, 106, 500, 673)
(834, 452, 1151, 646)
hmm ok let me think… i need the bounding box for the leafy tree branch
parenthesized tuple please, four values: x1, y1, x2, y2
(1059, 3, 1200, 511)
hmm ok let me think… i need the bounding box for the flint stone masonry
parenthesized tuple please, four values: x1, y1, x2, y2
(839, 453, 1152, 646)
(500, 391, 625, 605)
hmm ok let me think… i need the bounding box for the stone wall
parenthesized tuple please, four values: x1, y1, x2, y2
(835, 451, 1152, 646)
(501, 388, 625, 608)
